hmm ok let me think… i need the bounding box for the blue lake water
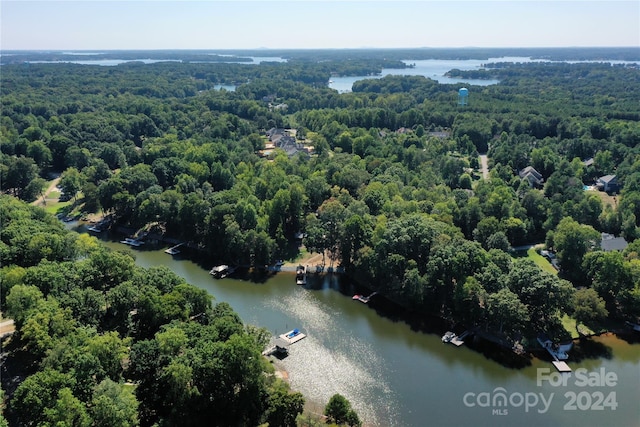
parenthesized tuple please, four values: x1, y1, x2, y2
(65, 204, 640, 427)
(16, 54, 636, 93)
(329, 57, 531, 92)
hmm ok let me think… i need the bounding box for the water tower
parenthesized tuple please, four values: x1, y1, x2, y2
(458, 87, 469, 106)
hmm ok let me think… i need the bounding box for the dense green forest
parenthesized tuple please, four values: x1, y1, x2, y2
(0, 196, 306, 426)
(1, 49, 640, 425)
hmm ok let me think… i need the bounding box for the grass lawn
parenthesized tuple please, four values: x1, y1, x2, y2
(43, 199, 73, 216)
(561, 314, 622, 339)
(561, 314, 592, 339)
(513, 247, 558, 275)
(589, 189, 618, 209)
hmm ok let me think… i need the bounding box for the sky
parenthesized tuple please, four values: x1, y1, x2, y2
(1, 1, 639, 50)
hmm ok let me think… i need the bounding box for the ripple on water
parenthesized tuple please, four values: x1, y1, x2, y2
(267, 292, 400, 426)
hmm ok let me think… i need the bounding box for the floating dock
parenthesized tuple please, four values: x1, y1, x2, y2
(279, 329, 306, 345)
(552, 361, 572, 373)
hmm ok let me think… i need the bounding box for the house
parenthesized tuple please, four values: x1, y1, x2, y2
(600, 233, 628, 252)
(583, 157, 594, 167)
(519, 166, 544, 188)
(264, 128, 308, 158)
(596, 175, 618, 193)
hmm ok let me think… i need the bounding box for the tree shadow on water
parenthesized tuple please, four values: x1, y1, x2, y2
(569, 337, 613, 362)
(615, 329, 640, 345)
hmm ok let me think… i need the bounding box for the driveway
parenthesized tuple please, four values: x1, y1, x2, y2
(479, 154, 489, 180)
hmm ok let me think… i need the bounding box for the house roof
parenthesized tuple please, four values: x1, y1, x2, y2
(519, 166, 542, 181)
(522, 172, 543, 185)
(598, 174, 617, 184)
(601, 233, 628, 251)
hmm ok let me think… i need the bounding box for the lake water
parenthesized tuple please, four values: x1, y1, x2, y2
(327, 57, 639, 92)
(328, 56, 534, 92)
(18, 55, 636, 94)
(213, 84, 236, 92)
(84, 230, 639, 427)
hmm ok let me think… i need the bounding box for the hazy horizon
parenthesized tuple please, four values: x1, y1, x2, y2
(2, 46, 639, 52)
(2, 1, 638, 51)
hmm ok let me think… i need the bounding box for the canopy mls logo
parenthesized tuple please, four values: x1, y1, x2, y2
(463, 367, 620, 415)
(462, 388, 553, 415)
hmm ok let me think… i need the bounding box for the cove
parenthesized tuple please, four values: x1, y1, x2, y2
(95, 236, 639, 427)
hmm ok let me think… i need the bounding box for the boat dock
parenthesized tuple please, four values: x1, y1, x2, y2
(120, 237, 145, 247)
(209, 265, 236, 278)
(279, 328, 306, 344)
(625, 321, 640, 332)
(295, 265, 307, 285)
(552, 361, 572, 373)
(262, 337, 290, 357)
(165, 242, 184, 255)
(352, 291, 378, 304)
(538, 333, 572, 372)
(442, 330, 470, 347)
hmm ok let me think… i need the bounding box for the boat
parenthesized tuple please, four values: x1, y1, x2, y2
(209, 265, 236, 278)
(286, 329, 301, 339)
(87, 225, 103, 233)
(442, 331, 456, 343)
(295, 265, 306, 285)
